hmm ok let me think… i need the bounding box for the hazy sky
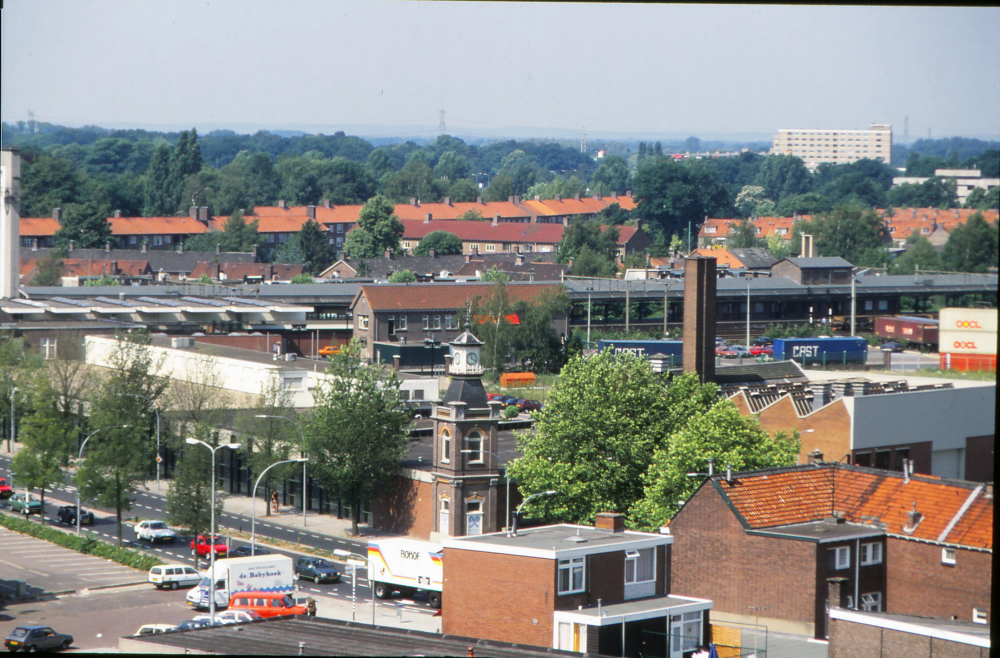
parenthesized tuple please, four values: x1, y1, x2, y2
(2, 2, 999, 139)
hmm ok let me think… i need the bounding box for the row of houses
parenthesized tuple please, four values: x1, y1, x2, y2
(19, 194, 640, 254)
(699, 208, 999, 250)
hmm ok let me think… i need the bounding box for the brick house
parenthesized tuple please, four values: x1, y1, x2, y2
(442, 512, 713, 656)
(348, 282, 567, 362)
(771, 257, 855, 285)
(827, 607, 991, 657)
(668, 462, 992, 638)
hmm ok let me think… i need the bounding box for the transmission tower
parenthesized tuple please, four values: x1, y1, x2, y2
(581, 126, 587, 154)
(28, 110, 36, 134)
(439, 110, 446, 135)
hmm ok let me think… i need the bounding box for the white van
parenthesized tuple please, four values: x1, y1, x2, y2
(134, 624, 177, 636)
(149, 565, 202, 590)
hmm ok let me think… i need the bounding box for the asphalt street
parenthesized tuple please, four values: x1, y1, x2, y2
(0, 454, 367, 570)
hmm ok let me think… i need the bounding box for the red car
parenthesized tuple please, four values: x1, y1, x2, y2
(0, 477, 12, 500)
(191, 535, 228, 557)
(749, 345, 773, 356)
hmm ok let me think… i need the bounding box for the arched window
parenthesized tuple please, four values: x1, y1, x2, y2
(466, 429, 483, 463)
(466, 497, 483, 536)
(440, 428, 451, 463)
(439, 496, 450, 536)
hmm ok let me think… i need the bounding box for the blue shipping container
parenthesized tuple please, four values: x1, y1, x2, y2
(773, 337, 868, 364)
(597, 340, 684, 358)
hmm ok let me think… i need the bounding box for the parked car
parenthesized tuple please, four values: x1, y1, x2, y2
(5, 626, 73, 652)
(194, 610, 264, 625)
(753, 336, 774, 346)
(227, 545, 271, 558)
(57, 505, 94, 525)
(517, 399, 543, 412)
(136, 520, 177, 544)
(749, 345, 773, 356)
(720, 345, 752, 358)
(134, 624, 177, 636)
(0, 477, 12, 499)
(295, 557, 341, 584)
(175, 619, 215, 631)
(881, 341, 905, 352)
(191, 535, 228, 557)
(227, 592, 307, 619)
(487, 393, 505, 401)
(714, 344, 729, 356)
(9, 493, 42, 515)
(318, 345, 342, 357)
(149, 565, 202, 590)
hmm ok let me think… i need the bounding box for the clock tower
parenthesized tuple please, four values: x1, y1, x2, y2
(430, 324, 504, 540)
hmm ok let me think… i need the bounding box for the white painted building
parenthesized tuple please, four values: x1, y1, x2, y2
(772, 124, 892, 170)
(892, 169, 1000, 206)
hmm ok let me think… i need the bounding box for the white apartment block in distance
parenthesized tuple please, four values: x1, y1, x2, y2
(772, 124, 892, 170)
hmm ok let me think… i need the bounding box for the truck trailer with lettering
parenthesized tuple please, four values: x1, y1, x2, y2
(597, 340, 684, 361)
(367, 539, 443, 608)
(186, 554, 294, 610)
(773, 337, 868, 365)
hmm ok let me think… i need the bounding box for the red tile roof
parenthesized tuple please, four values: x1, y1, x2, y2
(20, 258, 151, 277)
(353, 283, 563, 312)
(108, 216, 214, 236)
(397, 219, 566, 245)
(691, 248, 745, 269)
(188, 262, 304, 281)
(711, 464, 991, 550)
(19, 217, 60, 237)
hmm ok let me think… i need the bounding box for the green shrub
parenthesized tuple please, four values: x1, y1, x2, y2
(0, 512, 162, 572)
(504, 405, 520, 419)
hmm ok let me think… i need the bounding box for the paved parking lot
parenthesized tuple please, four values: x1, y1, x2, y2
(0, 525, 146, 597)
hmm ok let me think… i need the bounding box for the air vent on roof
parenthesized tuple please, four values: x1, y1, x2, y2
(564, 536, 587, 543)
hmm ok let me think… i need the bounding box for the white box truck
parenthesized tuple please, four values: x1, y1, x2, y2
(186, 555, 294, 610)
(367, 539, 443, 608)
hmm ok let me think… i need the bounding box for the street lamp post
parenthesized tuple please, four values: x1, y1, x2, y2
(510, 490, 557, 537)
(461, 449, 510, 535)
(251, 457, 306, 556)
(2, 373, 16, 453)
(586, 285, 594, 351)
(255, 415, 307, 527)
(76, 425, 130, 536)
(424, 335, 441, 375)
(334, 548, 376, 625)
(185, 437, 241, 626)
(117, 393, 160, 490)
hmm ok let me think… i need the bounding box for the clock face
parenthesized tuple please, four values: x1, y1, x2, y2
(467, 352, 479, 365)
(452, 351, 462, 365)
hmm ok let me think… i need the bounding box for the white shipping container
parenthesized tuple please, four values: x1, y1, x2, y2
(938, 330, 997, 356)
(939, 308, 998, 333)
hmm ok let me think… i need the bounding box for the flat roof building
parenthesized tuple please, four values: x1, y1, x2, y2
(772, 124, 892, 170)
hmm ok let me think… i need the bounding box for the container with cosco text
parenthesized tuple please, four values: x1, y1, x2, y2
(773, 337, 868, 365)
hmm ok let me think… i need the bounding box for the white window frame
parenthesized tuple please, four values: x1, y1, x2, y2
(486, 243, 496, 252)
(942, 547, 956, 565)
(397, 315, 407, 331)
(422, 315, 429, 330)
(130, 236, 137, 245)
(337, 224, 344, 233)
(432, 315, 441, 330)
(444, 315, 455, 330)
(41, 337, 57, 360)
(624, 548, 656, 585)
(973, 607, 988, 624)
(466, 430, 483, 463)
(267, 233, 275, 243)
(439, 496, 450, 536)
(861, 542, 882, 566)
(558, 557, 585, 595)
(860, 592, 882, 612)
(358, 315, 370, 330)
(830, 546, 850, 570)
(164, 235, 172, 244)
(336, 237, 343, 247)
(466, 498, 483, 536)
(153, 236, 163, 246)
(440, 429, 451, 463)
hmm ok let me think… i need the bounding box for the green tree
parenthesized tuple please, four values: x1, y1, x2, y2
(77, 331, 168, 546)
(165, 423, 225, 569)
(344, 195, 404, 258)
(456, 209, 486, 221)
(941, 212, 999, 273)
(464, 280, 516, 373)
(239, 376, 297, 519)
(754, 154, 812, 201)
(413, 231, 463, 256)
(765, 234, 792, 260)
(595, 202, 631, 226)
(797, 203, 889, 266)
(271, 234, 307, 264)
(734, 185, 772, 218)
(481, 266, 510, 283)
(387, 269, 417, 283)
(506, 358, 717, 526)
(297, 218, 335, 275)
(10, 378, 77, 526)
(19, 154, 86, 218)
(83, 273, 121, 287)
(483, 173, 515, 202)
(509, 287, 571, 373)
(886, 177, 958, 209)
(891, 234, 941, 274)
(629, 401, 800, 530)
(53, 200, 112, 250)
(590, 155, 631, 196)
(557, 219, 619, 270)
(447, 179, 480, 203)
(212, 210, 263, 253)
(729, 220, 762, 249)
(774, 192, 832, 217)
(143, 144, 174, 216)
(433, 151, 471, 182)
(306, 340, 412, 536)
(290, 273, 315, 284)
(30, 249, 65, 287)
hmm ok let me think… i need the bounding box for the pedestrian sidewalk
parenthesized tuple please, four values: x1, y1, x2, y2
(134, 479, 401, 543)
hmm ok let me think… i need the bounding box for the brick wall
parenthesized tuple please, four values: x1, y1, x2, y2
(442, 548, 555, 648)
(828, 616, 988, 658)
(886, 539, 991, 622)
(670, 482, 818, 626)
(814, 538, 887, 637)
(964, 435, 994, 482)
(732, 393, 852, 464)
(372, 476, 433, 539)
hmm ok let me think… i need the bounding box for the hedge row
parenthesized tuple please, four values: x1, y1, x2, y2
(0, 513, 163, 572)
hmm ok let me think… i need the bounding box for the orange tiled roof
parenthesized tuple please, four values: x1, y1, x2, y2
(691, 248, 745, 269)
(712, 464, 991, 550)
(19, 217, 61, 237)
(108, 216, 213, 236)
(750, 217, 799, 238)
(397, 219, 566, 245)
(393, 200, 528, 221)
(188, 262, 304, 280)
(354, 282, 562, 312)
(20, 258, 151, 277)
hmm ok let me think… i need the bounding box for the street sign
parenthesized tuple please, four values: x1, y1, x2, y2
(156, 456, 163, 463)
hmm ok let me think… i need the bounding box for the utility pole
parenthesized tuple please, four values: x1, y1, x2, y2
(625, 282, 630, 334)
(438, 110, 446, 135)
(851, 275, 857, 337)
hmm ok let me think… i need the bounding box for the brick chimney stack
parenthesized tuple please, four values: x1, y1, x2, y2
(683, 256, 717, 384)
(594, 512, 625, 533)
(278, 200, 286, 210)
(306, 205, 316, 220)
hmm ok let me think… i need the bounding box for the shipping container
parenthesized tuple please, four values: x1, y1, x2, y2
(938, 308, 997, 356)
(875, 316, 939, 346)
(597, 340, 684, 360)
(773, 337, 868, 365)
